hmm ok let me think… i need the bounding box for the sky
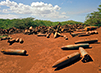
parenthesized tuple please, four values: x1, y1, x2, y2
(0, 0, 100, 22)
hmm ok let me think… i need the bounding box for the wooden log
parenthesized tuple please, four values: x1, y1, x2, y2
(79, 47, 92, 63)
(52, 52, 80, 67)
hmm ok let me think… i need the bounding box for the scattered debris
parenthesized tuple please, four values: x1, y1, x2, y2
(0, 27, 23, 35)
(23, 24, 86, 39)
(0, 35, 11, 41)
(7, 37, 23, 45)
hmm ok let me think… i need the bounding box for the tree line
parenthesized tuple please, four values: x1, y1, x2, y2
(0, 18, 83, 29)
(0, 4, 101, 29)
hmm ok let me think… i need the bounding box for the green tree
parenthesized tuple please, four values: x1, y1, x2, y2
(84, 4, 101, 26)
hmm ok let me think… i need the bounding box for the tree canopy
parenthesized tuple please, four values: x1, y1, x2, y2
(84, 4, 101, 26)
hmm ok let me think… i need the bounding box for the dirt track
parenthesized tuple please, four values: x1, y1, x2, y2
(0, 27, 101, 73)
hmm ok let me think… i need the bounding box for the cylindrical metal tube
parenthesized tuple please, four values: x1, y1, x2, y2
(0, 37, 7, 41)
(78, 33, 90, 37)
(8, 38, 15, 45)
(1, 49, 27, 55)
(79, 47, 92, 63)
(15, 38, 19, 42)
(61, 43, 89, 50)
(46, 33, 51, 38)
(75, 38, 98, 44)
(54, 32, 58, 38)
(63, 35, 68, 40)
(88, 30, 98, 34)
(19, 38, 23, 43)
(37, 33, 46, 37)
(52, 52, 80, 67)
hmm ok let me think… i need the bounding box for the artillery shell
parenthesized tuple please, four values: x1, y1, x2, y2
(54, 32, 58, 38)
(0, 37, 7, 41)
(85, 26, 97, 31)
(61, 43, 89, 50)
(52, 52, 80, 67)
(29, 26, 33, 30)
(15, 38, 19, 42)
(70, 32, 85, 37)
(7, 36, 12, 39)
(19, 38, 23, 43)
(8, 38, 15, 45)
(78, 33, 90, 37)
(46, 33, 51, 38)
(1, 49, 27, 55)
(37, 33, 46, 37)
(63, 35, 68, 40)
(57, 33, 64, 37)
(75, 38, 98, 44)
(79, 47, 92, 63)
(88, 30, 98, 34)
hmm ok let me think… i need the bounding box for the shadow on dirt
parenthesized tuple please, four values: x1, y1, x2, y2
(54, 57, 81, 71)
(3, 53, 28, 56)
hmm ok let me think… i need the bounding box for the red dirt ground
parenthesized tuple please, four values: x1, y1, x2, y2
(0, 27, 101, 73)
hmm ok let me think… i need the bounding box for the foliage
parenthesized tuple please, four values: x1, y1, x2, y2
(0, 17, 83, 29)
(84, 4, 101, 26)
(61, 20, 83, 25)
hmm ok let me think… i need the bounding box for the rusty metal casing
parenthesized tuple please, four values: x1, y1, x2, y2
(19, 38, 23, 43)
(54, 32, 58, 38)
(37, 33, 46, 37)
(79, 47, 92, 63)
(15, 38, 19, 42)
(61, 43, 89, 50)
(1, 49, 27, 55)
(75, 38, 98, 44)
(52, 52, 80, 67)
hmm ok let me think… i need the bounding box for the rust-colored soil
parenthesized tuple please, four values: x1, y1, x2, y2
(0, 27, 101, 73)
